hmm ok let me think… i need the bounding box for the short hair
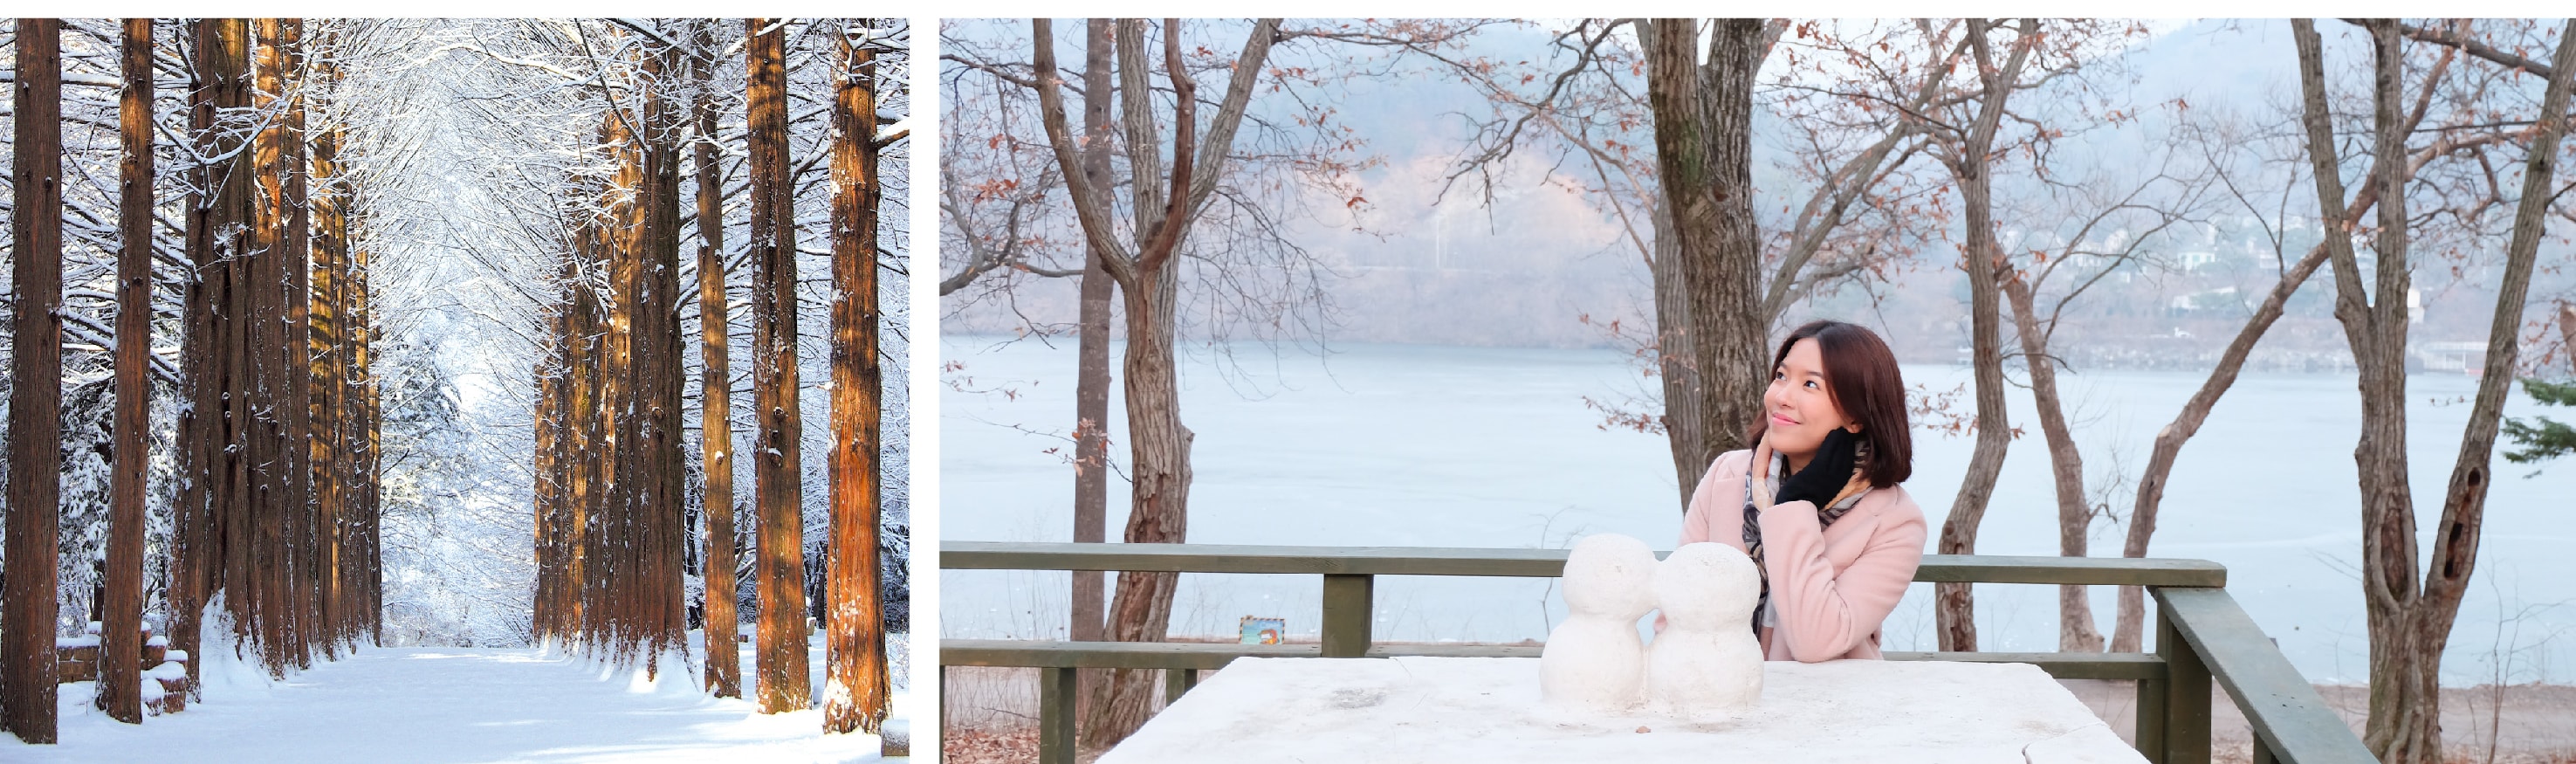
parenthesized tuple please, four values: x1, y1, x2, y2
(1742, 320, 1913, 487)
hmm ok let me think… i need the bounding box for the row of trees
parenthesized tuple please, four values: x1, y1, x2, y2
(3, 18, 386, 743)
(944, 17, 2576, 761)
(520, 18, 901, 732)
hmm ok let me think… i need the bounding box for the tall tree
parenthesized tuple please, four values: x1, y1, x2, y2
(2292, 18, 2576, 764)
(3, 16, 66, 746)
(1927, 18, 2037, 652)
(825, 19, 892, 735)
(1641, 17, 1769, 485)
(1070, 16, 1116, 735)
(693, 19, 744, 700)
(747, 17, 814, 714)
(173, 15, 253, 698)
(99, 16, 157, 726)
(1029, 17, 1284, 747)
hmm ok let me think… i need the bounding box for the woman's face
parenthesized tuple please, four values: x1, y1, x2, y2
(1763, 338, 1858, 457)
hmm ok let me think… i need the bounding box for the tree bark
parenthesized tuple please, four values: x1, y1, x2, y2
(1072, 14, 1116, 644)
(1072, 17, 1118, 740)
(1649, 200, 1704, 508)
(278, 17, 316, 672)
(747, 17, 814, 714)
(311, 52, 347, 657)
(693, 20, 743, 699)
(1643, 17, 1769, 489)
(2002, 275, 2104, 653)
(825, 21, 891, 735)
(173, 15, 239, 701)
(99, 16, 156, 726)
(1934, 18, 2037, 653)
(630, 26, 693, 676)
(4, 17, 65, 745)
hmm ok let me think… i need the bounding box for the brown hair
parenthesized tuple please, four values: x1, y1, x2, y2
(1743, 320, 1913, 488)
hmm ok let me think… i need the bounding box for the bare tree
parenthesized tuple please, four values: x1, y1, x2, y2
(2291, 18, 2576, 763)
(1027, 17, 1283, 747)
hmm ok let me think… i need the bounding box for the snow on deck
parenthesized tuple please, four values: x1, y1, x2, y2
(0, 633, 911, 763)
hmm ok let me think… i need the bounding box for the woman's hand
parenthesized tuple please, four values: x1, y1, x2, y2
(1775, 429, 1858, 508)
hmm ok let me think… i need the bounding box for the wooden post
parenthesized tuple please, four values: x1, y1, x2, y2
(1321, 574, 1374, 658)
(2158, 601, 2212, 764)
(1040, 666, 1076, 764)
(3, 16, 66, 745)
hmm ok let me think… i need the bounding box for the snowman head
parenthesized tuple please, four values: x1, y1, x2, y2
(1561, 533, 1658, 621)
(1654, 542, 1760, 630)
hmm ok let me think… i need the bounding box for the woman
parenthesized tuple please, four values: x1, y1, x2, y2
(1673, 319, 1926, 662)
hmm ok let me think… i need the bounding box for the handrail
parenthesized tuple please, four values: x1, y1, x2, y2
(944, 540, 2229, 587)
(941, 541, 2367, 764)
(2155, 588, 2376, 764)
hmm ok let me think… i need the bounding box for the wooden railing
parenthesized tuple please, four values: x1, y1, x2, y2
(940, 541, 2373, 764)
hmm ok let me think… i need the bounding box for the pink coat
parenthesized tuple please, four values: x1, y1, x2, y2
(1672, 445, 1927, 662)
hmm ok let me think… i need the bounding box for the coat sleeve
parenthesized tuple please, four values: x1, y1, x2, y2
(1756, 492, 1927, 663)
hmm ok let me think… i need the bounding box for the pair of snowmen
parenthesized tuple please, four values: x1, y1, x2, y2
(1539, 534, 1762, 719)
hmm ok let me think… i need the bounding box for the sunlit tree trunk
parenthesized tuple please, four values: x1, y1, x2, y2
(693, 21, 744, 699)
(3, 17, 67, 745)
(747, 17, 814, 713)
(825, 21, 890, 735)
(310, 49, 348, 657)
(100, 16, 158, 726)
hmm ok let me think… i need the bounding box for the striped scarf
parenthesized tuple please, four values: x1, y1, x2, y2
(1741, 444, 1871, 633)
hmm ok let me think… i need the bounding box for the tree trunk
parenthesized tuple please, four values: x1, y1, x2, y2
(1648, 201, 1702, 509)
(746, 17, 814, 714)
(3, 17, 65, 744)
(2563, 302, 2576, 375)
(311, 59, 347, 658)
(1935, 18, 2036, 654)
(825, 22, 891, 734)
(99, 16, 156, 726)
(632, 29, 693, 675)
(278, 17, 315, 672)
(173, 15, 244, 700)
(694, 21, 743, 699)
(1073, 17, 1116, 739)
(2002, 275, 2104, 653)
(1084, 270, 1191, 748)
(1644, 17, 1769, 489)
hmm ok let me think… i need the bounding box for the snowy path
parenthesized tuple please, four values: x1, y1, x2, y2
(1, 637, 908, 763)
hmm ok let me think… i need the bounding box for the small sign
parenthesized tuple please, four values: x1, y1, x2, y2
(1240, 616, 1284, 644)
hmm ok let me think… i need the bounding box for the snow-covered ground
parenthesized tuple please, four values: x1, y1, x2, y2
(1, 632, 911, 763)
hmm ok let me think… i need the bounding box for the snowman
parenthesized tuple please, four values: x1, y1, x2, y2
(1540, 533, 1659, 713)
(1645, 541, 1765, 718)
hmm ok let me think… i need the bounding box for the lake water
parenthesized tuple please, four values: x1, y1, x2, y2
(941, 335, 2576, 685)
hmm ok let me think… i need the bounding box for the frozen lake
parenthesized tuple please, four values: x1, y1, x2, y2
(941, 335, 2576, 685)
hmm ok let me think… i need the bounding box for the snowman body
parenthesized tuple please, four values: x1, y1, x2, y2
(1539, 533, 1659, 713)
(1645, 541, 1766, 718)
